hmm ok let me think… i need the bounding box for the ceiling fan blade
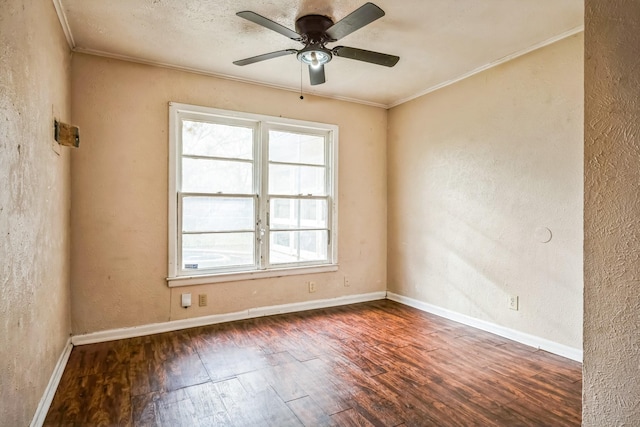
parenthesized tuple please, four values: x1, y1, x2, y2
(309, 65, 326, 85)
(333, 46, 399, 67)
(233, 49, 298, 66)
(237, 11, 301, 41)
(325, 3, 385, 41)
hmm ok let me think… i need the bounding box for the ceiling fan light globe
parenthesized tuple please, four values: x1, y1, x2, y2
(298, 48, 332, 67)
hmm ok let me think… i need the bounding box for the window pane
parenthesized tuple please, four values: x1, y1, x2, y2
(182, 232, 254, 269)
(269, 164, 325, 195)
(269, 131, 325, 165)
(182, 158, 253, 194)
(270, 198, 327, 230)
(183, 197, 254, 232)
(182, 120, 253, 159)
(269, 230, 328, 264)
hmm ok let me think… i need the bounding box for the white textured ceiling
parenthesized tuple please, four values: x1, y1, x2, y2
(54, 0, 583, 108)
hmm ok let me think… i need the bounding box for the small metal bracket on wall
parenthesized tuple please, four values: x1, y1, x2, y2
(54, 120, 80, 147)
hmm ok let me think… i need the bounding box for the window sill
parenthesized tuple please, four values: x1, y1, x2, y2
(166, 264, 339, 287)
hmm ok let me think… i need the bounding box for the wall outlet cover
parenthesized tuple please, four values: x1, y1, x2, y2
(181, 293, 192, 308)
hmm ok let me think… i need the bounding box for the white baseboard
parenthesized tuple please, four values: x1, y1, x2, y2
(387, 292, 583, 362)
(72, 291, 387, 346)
(30, 338, 73, 427)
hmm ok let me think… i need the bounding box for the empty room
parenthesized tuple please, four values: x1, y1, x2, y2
(1, 0, 639, 426)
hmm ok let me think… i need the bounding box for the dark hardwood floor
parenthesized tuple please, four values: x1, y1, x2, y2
(45, 300, 582, 426)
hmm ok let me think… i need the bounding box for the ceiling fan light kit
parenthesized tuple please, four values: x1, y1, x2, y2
(298, 48, 332, 67)
(233, 2, 400, 86)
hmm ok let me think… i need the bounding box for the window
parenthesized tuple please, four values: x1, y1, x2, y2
(168, 103, 338, 286)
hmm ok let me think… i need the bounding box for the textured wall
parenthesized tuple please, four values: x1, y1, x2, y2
(70, 54, 387, 333)
(387, 34, 583, 350)
(0, 0, 72, 425)
(584, 1, 640, 424)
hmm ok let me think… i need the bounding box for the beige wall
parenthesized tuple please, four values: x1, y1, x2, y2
(70, 54, 387, 333)
(387, 34, 583, 350)
(584, 2, 640, 424)
(9, 1, 640, 422)
(0, 1, 72, 425)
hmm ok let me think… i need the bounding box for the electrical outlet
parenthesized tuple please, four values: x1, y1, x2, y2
(508, 295, 519, 311)
(344, 277, 350, 287)
(308, 281, 316, 293)
(198, 294, 207, 307)
(181, 293, 192, 308)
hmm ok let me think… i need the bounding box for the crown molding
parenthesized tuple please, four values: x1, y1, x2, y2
(388, 25, 585, 108)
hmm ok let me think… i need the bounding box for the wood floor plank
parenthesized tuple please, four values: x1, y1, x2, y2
(184, 382, 232, 424)
(156, 397, 200, 427)
(262, 361, 311, 402)
(287, 395, 337, 427)
(501, 396, 581, 427)
(215, 378, 302, 426)
(486, 369, 582, 423)
(131, 391, 158, 427)
(249, 387, 304, 427)
(188, 324, 238, 354)
(301, 358, 355, 415)
(199, 344, 269, 381)
(330, 408, 377, 427)
(270, 354, 352, 415)
(214, 377, 274, 426)
(370, 371, 457, 425)
(235, 369, 304, 426)
(45, 300, 582, 426)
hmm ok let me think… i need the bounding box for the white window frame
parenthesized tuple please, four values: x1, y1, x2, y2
(167, 102, 338, 287)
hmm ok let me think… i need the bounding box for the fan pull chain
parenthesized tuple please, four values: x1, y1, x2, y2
(300, 63, 304, 100)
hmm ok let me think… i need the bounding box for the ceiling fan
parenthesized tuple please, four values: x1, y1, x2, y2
(233, 2, 400, 86)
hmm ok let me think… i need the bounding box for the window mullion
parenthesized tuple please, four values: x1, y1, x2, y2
(258, 123, 270, 269)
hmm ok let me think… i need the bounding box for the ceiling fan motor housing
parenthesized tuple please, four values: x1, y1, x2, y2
(295, 15, 335, 44)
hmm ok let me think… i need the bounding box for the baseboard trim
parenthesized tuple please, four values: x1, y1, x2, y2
(71, 291, 387, 346)
(30, 338, 73, 427)
(387, 292, 583, 362)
